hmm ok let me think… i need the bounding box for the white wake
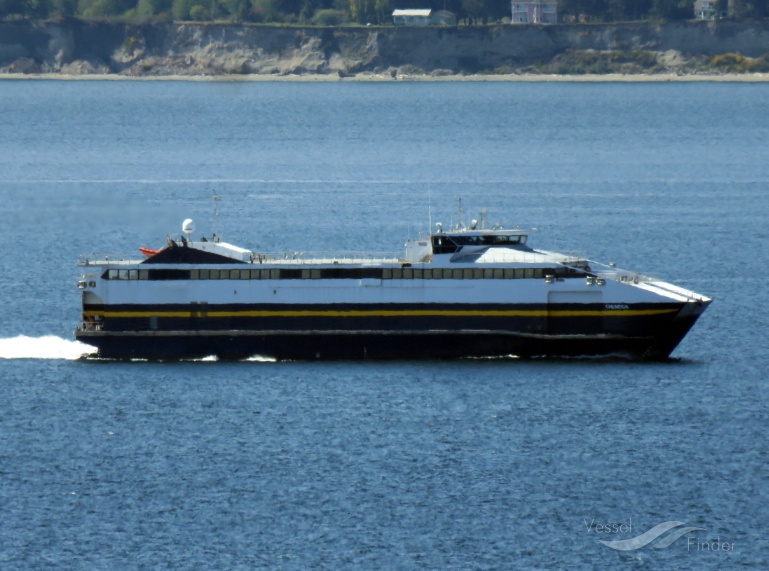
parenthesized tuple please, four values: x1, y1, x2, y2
(0, 335, 97, 360)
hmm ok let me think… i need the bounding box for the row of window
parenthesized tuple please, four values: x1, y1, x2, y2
(431, 234, 527, 255)
(104, 266, 577, 282)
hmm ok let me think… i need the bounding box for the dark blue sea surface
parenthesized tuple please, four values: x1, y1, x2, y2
(0, 80, 767, 569)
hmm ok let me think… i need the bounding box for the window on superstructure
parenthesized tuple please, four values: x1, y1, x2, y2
(432, 235, 459, 254)
(98, 264, 553, 281)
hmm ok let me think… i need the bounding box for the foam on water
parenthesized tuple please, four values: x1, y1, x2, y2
(187, 355, 219, 362)
(243, 354, 277, 362)
(0, 335, 96, 360)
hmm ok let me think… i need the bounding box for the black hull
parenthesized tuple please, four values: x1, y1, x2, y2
(76, 318, 703, 362)
(76, 331, 640, 361)
(76, 300, 710, 361)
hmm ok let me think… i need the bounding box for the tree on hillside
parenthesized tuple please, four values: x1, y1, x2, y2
(461, 0, 483, 23)
(729, 0, 769, 18)
(223, 0, 250, 20)
(349, 0, 376, 23)
(650, 0, 693, 20)
(172, 0, 211, 19)
(622, 0, 653, 19)
(374, 0, 392, 24)
(77, 0, 137, 17)
(50, 0, 79, 17)
(559, 0, 603, 21)
(247, 0, 282, 21)
(136, 0, 172, 16)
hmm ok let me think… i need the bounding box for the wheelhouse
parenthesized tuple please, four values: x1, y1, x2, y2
(431, 231, 528, 255)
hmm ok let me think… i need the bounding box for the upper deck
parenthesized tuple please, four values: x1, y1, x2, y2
(76, 219, 582, 271)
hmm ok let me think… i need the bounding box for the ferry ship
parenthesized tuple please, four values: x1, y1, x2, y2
(75, 216, 711, 361)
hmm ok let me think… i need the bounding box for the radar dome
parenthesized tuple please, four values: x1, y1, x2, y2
(182, 219, 195, 236)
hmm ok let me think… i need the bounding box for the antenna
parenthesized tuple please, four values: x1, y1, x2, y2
(428, 189, 432, 236)
(456, 197, 464, 230)
(479, 208, 488, 230)
(212, 191, 220, 240)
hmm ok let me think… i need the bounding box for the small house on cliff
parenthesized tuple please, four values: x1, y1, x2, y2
(392, 8, 457, 26)
(693, 0, 726, 19)
(511, 0, 557, 24)
(393, 9, 432, 26)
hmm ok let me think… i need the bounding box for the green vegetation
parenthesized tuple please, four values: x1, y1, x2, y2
(528, 49, 663, 74)
(506, 49, 769, 75)
(710, 52, 769, 72)
(1, 0, 767, 25)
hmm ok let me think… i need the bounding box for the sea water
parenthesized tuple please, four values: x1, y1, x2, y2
(0, 80, 766, 569)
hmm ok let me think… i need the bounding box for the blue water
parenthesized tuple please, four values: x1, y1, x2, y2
(0, 80, 767, 569)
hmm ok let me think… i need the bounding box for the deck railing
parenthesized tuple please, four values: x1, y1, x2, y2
(78, 248, 596, 268)
(254, 251, 403, 265)
(78, 254, 141, 266)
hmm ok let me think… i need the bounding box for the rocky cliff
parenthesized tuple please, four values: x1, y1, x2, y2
(2, 19, 769, 77)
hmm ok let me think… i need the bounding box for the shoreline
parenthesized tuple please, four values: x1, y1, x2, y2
(4, 20, 769, 84)
(3, 72, 769, 82)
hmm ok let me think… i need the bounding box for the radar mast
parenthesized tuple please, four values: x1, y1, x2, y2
(212, 191, 220, 242)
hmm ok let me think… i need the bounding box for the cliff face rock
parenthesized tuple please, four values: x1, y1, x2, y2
(1, 20, 769, 77)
